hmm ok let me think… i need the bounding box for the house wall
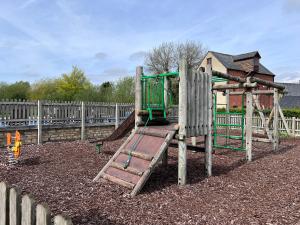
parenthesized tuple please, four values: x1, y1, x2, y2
(200, 52, 227, 108)
(228, 70, 274, 109)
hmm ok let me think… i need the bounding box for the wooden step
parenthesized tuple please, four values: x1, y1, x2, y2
(136, 129, 168, 138)
(121, 149, 153, 161)
(102, 173, 135, 189)
(110, 162, 144, 176)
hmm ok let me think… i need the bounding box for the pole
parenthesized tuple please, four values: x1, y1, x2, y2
(178, 59, 188, 185)
(115, 103, 119, 129)
(273, 88, 279, 151)
(81, 101, 85, 140)
(37, 100, 42, 145)
(135, 66, 143, 129)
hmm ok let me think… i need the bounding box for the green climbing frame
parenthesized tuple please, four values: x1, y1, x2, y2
(141, 72, 178, 120)
(212, 77, 246, 151)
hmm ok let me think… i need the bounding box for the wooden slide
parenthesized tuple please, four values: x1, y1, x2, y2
(93, 125, 176, 196)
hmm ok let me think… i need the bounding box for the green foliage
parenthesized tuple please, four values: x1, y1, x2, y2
(114, 77, 134, 103)
(0, 66, 136, 103)
(57, 66, 91, 101)
(0, 81, 30, 100)
(30, 79, 61, 100)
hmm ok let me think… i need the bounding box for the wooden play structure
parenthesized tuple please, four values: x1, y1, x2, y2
(94, 60, 285, 196)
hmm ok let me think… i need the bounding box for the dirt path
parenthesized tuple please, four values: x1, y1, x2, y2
(0, 138, 299, 225)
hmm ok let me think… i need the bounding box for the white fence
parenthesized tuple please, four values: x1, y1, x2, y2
(216, 114, 300, 136)
(0, 182, 72, 225)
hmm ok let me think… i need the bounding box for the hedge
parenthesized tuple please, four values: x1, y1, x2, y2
(217, 107, 300, 118)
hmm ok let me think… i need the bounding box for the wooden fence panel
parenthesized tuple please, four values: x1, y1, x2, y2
(0, 182, 72, 225)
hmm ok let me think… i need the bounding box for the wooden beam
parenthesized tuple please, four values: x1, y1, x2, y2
(212, 71, 246, 83)
(250, 77, 285, 90)
(245, 78, 253, 162)
(278, 104, 292, 136)
(229, 89, 275, 95)
(103, 173, 135, 189)
(213, 82, 257, 90)
(121, 149, 153, 161)
(253, 95, 273, 142)
(252, 137, 272, 143)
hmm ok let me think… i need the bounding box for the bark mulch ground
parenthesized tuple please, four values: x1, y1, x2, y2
(0, 137, 299, 225)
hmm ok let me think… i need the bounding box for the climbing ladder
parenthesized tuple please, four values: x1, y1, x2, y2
(93, 126, 176, 196)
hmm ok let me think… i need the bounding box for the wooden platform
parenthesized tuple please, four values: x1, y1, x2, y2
(93, 126, 177, 196)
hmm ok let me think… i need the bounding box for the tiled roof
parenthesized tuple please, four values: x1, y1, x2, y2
(210, 51, 275, 76)
(276, 82, 300, 96)
(279, 96, 300, 108)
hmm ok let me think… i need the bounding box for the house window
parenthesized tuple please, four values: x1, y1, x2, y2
(207, 57, 212, 65)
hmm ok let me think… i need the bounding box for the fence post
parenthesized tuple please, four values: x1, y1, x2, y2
(81, 102, 85, 140)
(292, 117, 296, 136)
(115, 103, 119, 129)
(10, 187, 21, 225)
(0, 182, 8, 225)
(37, 100, 43, 145)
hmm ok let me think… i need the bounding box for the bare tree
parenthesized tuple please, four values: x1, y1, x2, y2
(145, 42, 175, 74)
(145, 41, 207, 74)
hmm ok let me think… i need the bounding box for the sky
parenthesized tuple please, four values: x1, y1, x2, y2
(0, 0, 299, 84)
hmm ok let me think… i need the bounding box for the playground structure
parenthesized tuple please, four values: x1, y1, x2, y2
(3, 131, 22, 165)
(94, 60, 286, 196)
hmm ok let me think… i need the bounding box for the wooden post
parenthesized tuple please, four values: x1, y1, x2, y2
(162, 76, 169, 166)
(178, 59, 188, 185)
(0, 182, 8, 225)
(245, 80, 253, 161)
(37, 100, 42, 145)
(205, 63, 213, 176)
(115, 103, 119, 129)
(135, 66, 143, 129)
(273, 88, 279, 151)
(292, 117, 296, 136)
(81, 102, 85, 140)
(10, 187, 21, 225)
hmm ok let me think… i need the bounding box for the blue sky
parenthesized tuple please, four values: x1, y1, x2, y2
(0, 0, 299, 84)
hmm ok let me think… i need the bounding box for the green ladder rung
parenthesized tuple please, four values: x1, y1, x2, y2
(216, 123, 242, 127)
(216, 112, 244, 115)
(213, 144, 245, 151)
(215, 134, 243, 140)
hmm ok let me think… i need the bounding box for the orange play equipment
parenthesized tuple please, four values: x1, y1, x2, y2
(5, 131, 22, 165)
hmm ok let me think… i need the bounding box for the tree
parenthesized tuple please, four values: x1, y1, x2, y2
(57, 66, 91, 101)
(145, 40, 207, 74)
(0, 81, 30, 100)
(114, 76, 135, 103)
(30, 79, 61, 100)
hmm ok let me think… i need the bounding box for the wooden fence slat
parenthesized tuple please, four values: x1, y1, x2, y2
(0, 182, 8, 225)
(21, 195, 35, 225)
(9, 187, 21, 225)
(36, 204, 51, 225)
(54, 215, 73, 225)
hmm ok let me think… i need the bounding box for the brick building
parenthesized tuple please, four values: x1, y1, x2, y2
(200, 51, 275, 109)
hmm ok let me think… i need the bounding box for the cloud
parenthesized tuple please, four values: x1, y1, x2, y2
(94, 52, 108, 60)
(276, 71, 300, 83)
(20, 0, 39, 9)
(129, 51, 147, 61)
(283, 0, 300, 13)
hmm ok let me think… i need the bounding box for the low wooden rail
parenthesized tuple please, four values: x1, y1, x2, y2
(0, 182, 72, 225)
